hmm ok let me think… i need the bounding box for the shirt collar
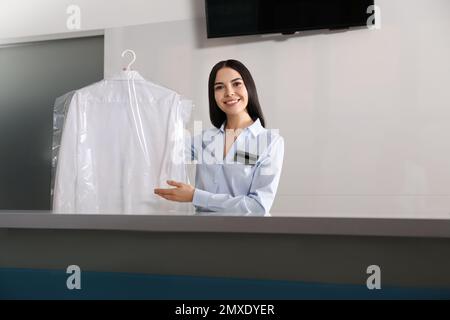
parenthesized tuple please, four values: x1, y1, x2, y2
(107, 70, 145, 81)
(219, 118, 264, 137)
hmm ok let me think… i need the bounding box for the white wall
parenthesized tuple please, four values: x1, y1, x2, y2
(104, 0, 450, 217)
(0, 0, 203, 40)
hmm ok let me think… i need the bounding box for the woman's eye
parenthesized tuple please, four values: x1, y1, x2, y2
(233, 82, 242, 87)
(215, 85, 223, 90)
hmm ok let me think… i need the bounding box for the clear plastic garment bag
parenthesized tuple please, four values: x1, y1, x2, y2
(52, 70, 193, 214)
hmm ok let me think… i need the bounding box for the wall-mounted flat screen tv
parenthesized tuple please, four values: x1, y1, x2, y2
(206, 0, 375, 38)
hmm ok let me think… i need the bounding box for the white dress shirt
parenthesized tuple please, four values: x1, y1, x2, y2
(53, 70, 193, 214)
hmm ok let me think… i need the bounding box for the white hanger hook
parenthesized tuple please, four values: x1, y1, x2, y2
(121, 49, 136, 71)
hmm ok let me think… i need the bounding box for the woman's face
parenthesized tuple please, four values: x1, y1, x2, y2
(214, 67, 249, 117)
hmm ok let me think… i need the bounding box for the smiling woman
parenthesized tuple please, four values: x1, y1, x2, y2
(154, 60, 285, 215)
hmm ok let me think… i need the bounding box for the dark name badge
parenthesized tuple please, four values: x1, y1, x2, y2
(234, 150, 259, 165)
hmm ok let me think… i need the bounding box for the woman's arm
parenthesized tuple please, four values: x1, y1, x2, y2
(155, 136, 285, 215)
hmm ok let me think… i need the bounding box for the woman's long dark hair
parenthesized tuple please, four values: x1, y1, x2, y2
(208, 59, 266, 128)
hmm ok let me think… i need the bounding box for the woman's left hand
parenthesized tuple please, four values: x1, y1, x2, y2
(154, 180, 195, 202)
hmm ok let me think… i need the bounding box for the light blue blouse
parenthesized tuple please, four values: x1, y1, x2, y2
(190, 118, 284, 215)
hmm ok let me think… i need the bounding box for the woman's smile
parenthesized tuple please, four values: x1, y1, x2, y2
(224, 98, 241, 107)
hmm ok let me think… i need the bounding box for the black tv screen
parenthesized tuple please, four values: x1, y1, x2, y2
(206, 0, 375, 38)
